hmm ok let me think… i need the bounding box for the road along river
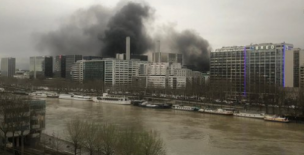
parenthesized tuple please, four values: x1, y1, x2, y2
(44, 98, 304, 155)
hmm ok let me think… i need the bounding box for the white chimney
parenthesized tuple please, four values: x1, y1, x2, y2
(126, 36, 130, 60)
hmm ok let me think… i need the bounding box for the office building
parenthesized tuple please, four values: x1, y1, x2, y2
(151, 52, 183, 64)
(71, 60, 105, 83)
(210, 43, 304, 96)
(70, 58, 147, 85)
(83, 60, 104, 82)
(148, 63, 170, 76)
(116, 53, 148, 61)
(54, 55, 66, 78)
(132, 61, 202, 89)
(0, 100, 46, 146)
(44, 56, 53, 77)
(30, 56, 53, 79)
(71, 60, 84, 82)
(1, 57, 15, 77)
(65, 55, 82, 79)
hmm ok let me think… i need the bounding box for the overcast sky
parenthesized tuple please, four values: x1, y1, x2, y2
(0, 0, 303, 69)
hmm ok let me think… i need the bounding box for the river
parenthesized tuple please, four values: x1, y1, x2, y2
(44, 98, 304, 155)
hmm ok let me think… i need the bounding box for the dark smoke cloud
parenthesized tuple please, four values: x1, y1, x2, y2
(101, 2, 153, 57)
(35, 5, 111, 55)
(154, 26, 210, 71)
(34, 1, 210, 71)
(174, 30, 210, 71)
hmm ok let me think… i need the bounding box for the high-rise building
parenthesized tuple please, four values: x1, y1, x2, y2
(54, 55, 66, 78)
(71, 60, 84, 82)
(44, 56, 53, 77)
(1, 57, 15, 77)
(210, 43, 304, 96)
(65, 55, 82, 79)
(29, 56, 53, 79)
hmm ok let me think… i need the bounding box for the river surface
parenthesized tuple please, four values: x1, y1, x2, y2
(44, 98, 304, 155)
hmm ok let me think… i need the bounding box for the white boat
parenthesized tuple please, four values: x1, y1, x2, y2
(146, 104, 159, 108)
(198, 109, 205, 113)
(92, 93, 131, 105)
(29, 91, 47, 98)
(72, 95, 92, 101)
(59, 94, 72, 99)
(59, 94, 91, 101)
(203, 109, 233, 115)
(46, 92, 59, 98)
(172, 105, 199, 111)
(264, 115, 289, 123)
(233, 112, 264, 119)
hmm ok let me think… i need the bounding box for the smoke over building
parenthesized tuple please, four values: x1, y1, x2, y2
(35, 1, 210, 71)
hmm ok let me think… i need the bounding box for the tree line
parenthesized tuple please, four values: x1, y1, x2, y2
(1, 76, 304, 116)
(65, 118, 166, 155)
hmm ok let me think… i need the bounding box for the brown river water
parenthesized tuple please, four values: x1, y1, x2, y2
(44, 98, 304, 155)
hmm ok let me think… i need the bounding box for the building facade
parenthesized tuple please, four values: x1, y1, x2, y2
(54, 55, 66, 78)
(211, 43, 303, 96)
(83, 60, 104, 82)
(151, 52, 183, 64)
(71, 60, 84, 82)
(65, 55, 82, 79)
(30, 56, 53, 79)
(0, 100, 46, 146)
(1, 57, 15, 77)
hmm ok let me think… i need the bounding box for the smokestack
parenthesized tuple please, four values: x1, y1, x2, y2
(126, 36, 130, 60)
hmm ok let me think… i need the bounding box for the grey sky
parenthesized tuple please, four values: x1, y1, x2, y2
(0, 0, 303, 69)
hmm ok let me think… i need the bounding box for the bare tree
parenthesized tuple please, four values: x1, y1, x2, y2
(82, 121, 99, 155)
(66, 117, 85, 155)
(96, 124, 118, 155)
(115, 127, 166, 155)
(138, 130, 166, 155)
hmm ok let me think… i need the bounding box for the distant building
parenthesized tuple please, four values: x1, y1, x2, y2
(14, 70, 30, 79)
(132, 62, 203, 89)
(83, 60, 104, 82)
(44, 56, 53, 77)
(54, 55, 66, 78)
(70, 58, 148, 85)
(148, 63, 170, 76)
(71, 60, 84, 82)
(210, 43, 304, 96)
(29, 56, 53, 79)
(71, 59, 105, 82)
(1, 57, 15, 77)
(83, 56, 103, 60)
(115, 53, 148, 61)
(65, 55, 82, 79)
(151, 52, 183, 64)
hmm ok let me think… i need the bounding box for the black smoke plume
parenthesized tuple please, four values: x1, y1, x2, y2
(35, 1, 210, 71)
(101, 2, 153, 57)
(173, 30, 210, 71)
(154, 26, 210, 71)
(35, 5, 111, 55)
